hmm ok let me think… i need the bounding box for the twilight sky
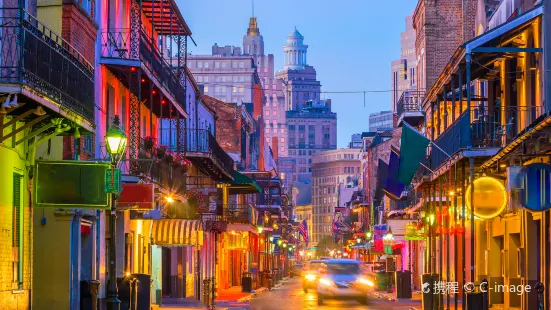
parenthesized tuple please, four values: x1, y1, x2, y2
(178, 0, 418, 147)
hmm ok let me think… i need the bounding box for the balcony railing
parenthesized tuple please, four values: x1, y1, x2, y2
(396, 91, 424, 116)
(130, 138, 187, 192)
(160, 128, 234, 176)
(430, 105, 544, 169)
(101, 28, 186, 111)
(224, 204, 255, 224)
(0, 8, 94, 122)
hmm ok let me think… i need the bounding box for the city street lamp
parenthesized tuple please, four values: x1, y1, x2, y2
(105, 115, 127, 310)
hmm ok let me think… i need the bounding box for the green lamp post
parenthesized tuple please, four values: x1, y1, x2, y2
(105, 115, 127, 310)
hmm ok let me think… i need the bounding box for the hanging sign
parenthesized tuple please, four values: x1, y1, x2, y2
(465, 176, 507, 219)
(516, 163, 551, 211)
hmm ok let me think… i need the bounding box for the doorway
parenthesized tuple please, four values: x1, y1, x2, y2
(162, 248, 171, 297)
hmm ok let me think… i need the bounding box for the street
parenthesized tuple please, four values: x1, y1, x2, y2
(249, 278, 421, 310)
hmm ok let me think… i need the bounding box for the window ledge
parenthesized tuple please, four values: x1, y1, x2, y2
(12, 290, 24, 294)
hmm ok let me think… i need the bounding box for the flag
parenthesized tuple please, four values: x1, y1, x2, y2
(332, 216, 338, 233)
(298, 220, 309, 246)
(374, 159, 389, 201)
(398, 122, 430, 185)
(384, 146, 406, 200)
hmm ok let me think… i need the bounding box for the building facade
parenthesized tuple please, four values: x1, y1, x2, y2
(286, 99, 337, 183)
(368, 111, 394, 132)
(311, 149, 361, 245)
(391, 15, 417, 112)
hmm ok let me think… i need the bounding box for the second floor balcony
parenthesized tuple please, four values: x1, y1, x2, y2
(430, 105, 544, 170)
(160, 128, 234, 181)
(0, 8, 95, 131)
(396, 91, 424, 127)
(100, 0, 192, 117)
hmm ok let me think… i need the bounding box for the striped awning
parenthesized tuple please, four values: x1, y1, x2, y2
(151, 220, 203, 246)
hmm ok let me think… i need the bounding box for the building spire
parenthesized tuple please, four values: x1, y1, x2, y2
(252, 0, 255, 17)
(247, 1, 259, 37)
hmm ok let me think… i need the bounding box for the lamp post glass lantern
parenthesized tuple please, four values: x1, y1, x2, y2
(105, 115, 127, 310)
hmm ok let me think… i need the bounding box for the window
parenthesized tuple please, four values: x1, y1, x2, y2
(197, 76, 203, 82)
(215, 62, 220, 68)
(204, 86, 209, 92)
(280, 138, 284, 143)
(221, 62, 227, 68)
(239, 76, 245, 82)
(204, 76, 209, 82)
(12, 173, 22, 287)
(233, 76, 238, 82)
(273, 111, 277, 116)
(204, 62, 209, 68)
(197, 62, 203, 68)
(288, 125, 295, 130)
(232, 62, 238, 68)
(239, 62, 244, 68)
(239, 86, 244, 93)
(280, 146, 284, 152)
(233, 86, 238, 93)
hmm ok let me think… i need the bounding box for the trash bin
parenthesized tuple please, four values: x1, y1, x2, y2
(242, 272, 253, 293)
(395, 270, 412, 299)
(466, 292, 484, 310)
(132, 273, 151, 310)
(376, 271, 388, 291)
(80, 280, 100, 310)
(421, 273, 434, 310)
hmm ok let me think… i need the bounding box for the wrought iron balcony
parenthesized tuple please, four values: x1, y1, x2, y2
(128, 138, 188, 193)
(101, 28, 186, 112)
(160, 128, 234, 180)
(0, 8, 94, 123)
(430, 105, 544, 169)
(396, 91, 424, 127)
(224, 204, 255, 225)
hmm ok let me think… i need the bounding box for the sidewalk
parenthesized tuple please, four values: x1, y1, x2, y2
(370, 289, 423, 302)
(158, 278, 289, 310)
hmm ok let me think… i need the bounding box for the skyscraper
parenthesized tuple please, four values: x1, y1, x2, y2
(391, 15, 417, 112)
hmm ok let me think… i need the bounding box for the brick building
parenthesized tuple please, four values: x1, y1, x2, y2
(413, 0, 477, 95)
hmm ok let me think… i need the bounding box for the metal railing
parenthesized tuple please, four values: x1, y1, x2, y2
(130, 138, 187, 192)
(0, 8, 95, 122)
(101, 28, 186, 111)
(159, 128, 234, 175)
(224, 204, 254, 224)
(430, 105, 544, 169)
(396, 91, 424, 116)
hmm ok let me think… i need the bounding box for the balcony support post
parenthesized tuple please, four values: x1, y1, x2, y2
(461, 161, 466, 308)
(451, 74, 456, 123)
(458, 65, 463, 114)
(438, 176, 444, 310)
(466, 52, 473, 148)
(443, 88, 448, 130)
(129, 69, 141, 173)
(469, 156, 475, 288)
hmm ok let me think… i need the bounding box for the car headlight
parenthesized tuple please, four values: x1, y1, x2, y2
(305, 274, 316, 281)
(358, 278, 374, 287)
(319, 278, 334, 286)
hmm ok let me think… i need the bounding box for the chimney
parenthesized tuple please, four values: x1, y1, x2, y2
(272, 137, 279, 161)
(253, 83, 264, 119)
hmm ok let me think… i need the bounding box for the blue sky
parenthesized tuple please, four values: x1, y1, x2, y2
(178, 0, 418, 147)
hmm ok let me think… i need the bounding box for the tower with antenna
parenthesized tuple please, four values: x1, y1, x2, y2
(243, 0, 264, 55)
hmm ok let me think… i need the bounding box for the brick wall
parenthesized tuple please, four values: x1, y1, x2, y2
(414, 0, 477, 93)
(61, 1, 98, 64)
(202, 95, 241, 154)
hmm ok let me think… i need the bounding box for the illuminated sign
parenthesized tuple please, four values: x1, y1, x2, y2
(465, 176, 507, 219)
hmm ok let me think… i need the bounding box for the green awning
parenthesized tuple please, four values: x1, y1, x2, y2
(229, 171, 262, 194)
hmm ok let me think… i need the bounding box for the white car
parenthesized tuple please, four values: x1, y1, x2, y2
(316, 259, 374, 305)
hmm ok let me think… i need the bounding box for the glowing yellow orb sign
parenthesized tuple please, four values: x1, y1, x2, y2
(465, 176, 507, 219)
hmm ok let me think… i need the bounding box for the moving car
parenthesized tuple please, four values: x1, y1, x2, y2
(316, 259, 374, 305)
(302, 260, 326, 292)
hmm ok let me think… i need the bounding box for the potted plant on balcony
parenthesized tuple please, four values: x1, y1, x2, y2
(144, 136, 156, 150)
(174, 154, 192, 174)
(156, 145, 167, 158)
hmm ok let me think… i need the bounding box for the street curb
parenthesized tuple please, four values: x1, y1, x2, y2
(236, 287, 268, 303)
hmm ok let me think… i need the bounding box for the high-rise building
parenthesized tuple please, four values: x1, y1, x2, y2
(311, 148, 361, 245)
(286, 99, 337, 183)
(348, 134, 363, 149)
(391, 15, 417, 112)
(368, 111, 394, 132)
(276, 29, 322, 112)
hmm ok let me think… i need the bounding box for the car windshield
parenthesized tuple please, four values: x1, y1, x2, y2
(326, 263, 360, 274)
(308, 262, 322, 270)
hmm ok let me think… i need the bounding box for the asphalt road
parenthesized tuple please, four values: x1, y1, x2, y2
(249, 277, 421, 310)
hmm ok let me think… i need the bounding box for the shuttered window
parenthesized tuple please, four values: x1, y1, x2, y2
(12, 173, 22, 286)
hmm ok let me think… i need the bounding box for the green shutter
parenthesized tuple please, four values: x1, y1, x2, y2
(12, 173, 21, 248)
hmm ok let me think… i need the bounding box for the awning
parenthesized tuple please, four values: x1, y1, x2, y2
(151, 219, 203, 246)
(229, 171, 262, 194)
